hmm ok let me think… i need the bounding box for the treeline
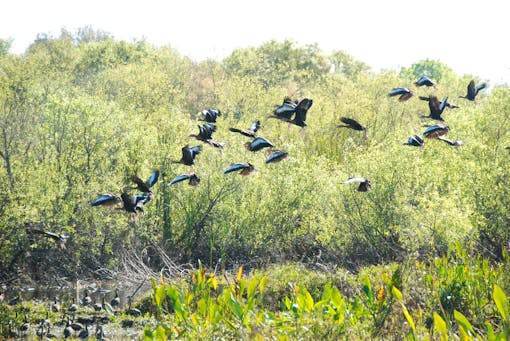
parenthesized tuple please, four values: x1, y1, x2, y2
(0, 28, 509, 283)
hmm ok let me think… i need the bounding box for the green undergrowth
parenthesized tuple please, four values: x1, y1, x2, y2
(144, 244, 510, 340)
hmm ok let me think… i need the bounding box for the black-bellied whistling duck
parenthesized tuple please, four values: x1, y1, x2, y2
(245, 137, 274, 152)
(168, 172, 201, 186)
(265, 150, 288, 164)
(173, 145, 202, 166)
(198, 108, 222, 123)
(459, 79, 487, 101)
(415, 76, 437, 88)
(337, 117, 368, 139)
(229, 120, 260, 138)
(422, 124, 449, 139)
(388, 87, 414, 102)
(223, 163, 256, 176)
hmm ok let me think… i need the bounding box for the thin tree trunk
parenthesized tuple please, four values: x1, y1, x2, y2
(0, 126, 14, 189)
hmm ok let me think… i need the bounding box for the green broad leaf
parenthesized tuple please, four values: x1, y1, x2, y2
(331, 286, 343, 308)
(493, 284, 508, 322)
(154, 283, 166, 308)
(454, 310, 475, 338)
(302, 288, 314, 312)
(154, 325, 168, 340)
(392, 285, 403, 300)
(457, 325, 472, 341)
(284, 296, 292, 310)
(433, 312, 448, 341)
(207, 275, 218, 290)
(247, 277, 259, 299)
(197, 297, 207, 317)
(258, 276, 267, 296)
(402, 305, 416, 334)
(143, 328, 154, 340)
(236, 265, 243, 283)
(229, 293, 244, 321)
(363, 276, 373, 297)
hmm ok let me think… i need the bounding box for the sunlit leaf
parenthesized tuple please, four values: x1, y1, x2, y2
(493, 284, 508, 322)
(433, 312, 448, 341)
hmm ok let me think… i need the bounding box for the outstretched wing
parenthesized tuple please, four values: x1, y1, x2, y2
(146, 170, 159, 187)
(389, 87, 410, 96)
(224, 163, 250, 174)
(340, 117, 364, 130)
(265, 150, 288, 164)
(343, 177, 367, 184)
(169, 174, 191, 185)
(91, 194, 120, 207)
(475, 82, 487, 93)
(245, 137, 274, 152)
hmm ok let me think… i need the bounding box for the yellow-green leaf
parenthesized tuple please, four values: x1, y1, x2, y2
(236, 266, 243, 283)
(433, 312, 448, 341)
(392, 285, 403, 300)
(493, 284, 508, 322)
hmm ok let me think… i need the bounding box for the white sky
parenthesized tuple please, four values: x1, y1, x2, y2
(1, 0, 509, 84)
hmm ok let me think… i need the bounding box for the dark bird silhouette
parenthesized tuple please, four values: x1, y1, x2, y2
(460, 80, 487, 101)
(229, 120, 260, 138)
(93, 300, 102, 312)
(63, 318, 73, 339)
(223, 163, 256, 176)
(415, 76, 437, 88)
(120, 192, 145, 214)
(404, 135, 425, 147)
(168, 172, 201, 186)
(269, 97, 313, 127)
(245, 137, 274, 152)
(90, 193, 121, 207)
(265, 150, 288, 164)
(111, 289, 120, 310)
(51, 297, 60, 313)
(101, 297, 114, 315)
(190, 123, 226, 148)
(68, 298, 78, 313)
(198, 108, 222, 123)
(190, 123, 216, 142)
(77, 324, 89, 339)
(271, 96, 299, 120)
(26, 226, 69, 249)
(437, 136, 464, 146)
(422, 124, 449, 139)
(82, 289, 92, 307)
(337, 117, 368, 139)
(343, 177, 372, 192)
(419, 95, 454, 121)
(290, 98, 313, 127)
(389, 87, 414, 102)
(131, 170, 159, 193)
(173, 145, 202, 166)
(92, 191, 152, 214)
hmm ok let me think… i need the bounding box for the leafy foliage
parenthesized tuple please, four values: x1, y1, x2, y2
(0, 28, 508, 339)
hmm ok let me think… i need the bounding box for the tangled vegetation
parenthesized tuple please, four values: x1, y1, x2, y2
(0, 28, 509, 339)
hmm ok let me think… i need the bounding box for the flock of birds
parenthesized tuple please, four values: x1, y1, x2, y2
(16, 76, 488, 339)
(392, 77, 487, 147)
(4, 287, 138, 339)
(24, 77, 487, 244)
